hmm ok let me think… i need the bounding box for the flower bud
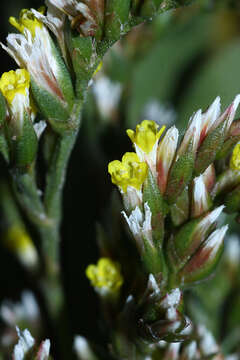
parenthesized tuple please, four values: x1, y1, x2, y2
(177, 110, 201, 158)
(200, 96, 221, 143)
(202, 164, 215, 192)
(157, 126, 178, 194)
(191, 174, 211, 218)
(178, 225, 228, 285)
(167, 206, 225, 272)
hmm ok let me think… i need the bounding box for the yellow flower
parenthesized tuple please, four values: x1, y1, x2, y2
(0, 69, 30, 105)
(230, 143, 240, 170)
(127, 120, 166, 154)
(108, 152, 148, 193)
(9, 7, 45, 38)
(86, 258, 123, 294)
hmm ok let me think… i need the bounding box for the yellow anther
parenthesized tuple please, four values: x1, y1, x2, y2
(127, 120, 166, 154)
(93, 61, 103, 76)
(9, 7, 45, 37)
(86, 258, 123, 293)
(108, 152, 148, 193)
(4, 226, 33, 253)
(230, 143, 240, 170)
(0, 69, 30, 104)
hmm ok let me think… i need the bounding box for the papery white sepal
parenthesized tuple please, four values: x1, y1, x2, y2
(178, 109, 201, 157)
(200, 96, 221, 143)
(192, 174, 210, 218)
(122, 202, 153, 253)
(2, 26, 63, 102)
(122, 186, 142, 212)
(13, 327, 35, 360)
(195, 205, 225, 239)
(31, 3, 66, 61)
(157, 126, 178, 193)
(204, 225, 228, 256)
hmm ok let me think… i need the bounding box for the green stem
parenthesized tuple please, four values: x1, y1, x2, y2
(43, 104, 82, 266)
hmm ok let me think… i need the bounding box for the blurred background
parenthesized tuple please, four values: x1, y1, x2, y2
(0, 0, 240, 357)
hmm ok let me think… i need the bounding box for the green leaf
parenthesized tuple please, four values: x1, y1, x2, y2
(178, 239, 224, 285)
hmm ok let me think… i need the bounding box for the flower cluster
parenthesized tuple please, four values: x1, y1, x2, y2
(108, 95, 240, 286)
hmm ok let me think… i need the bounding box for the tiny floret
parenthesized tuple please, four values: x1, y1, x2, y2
(108, 152, 148, 193)
(230, 143, 240, 170)
(0, 69, 30, 104)
(9, 7, 45, 37)
(86, 258, 123, 294)
(127, 120, 165, 154)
